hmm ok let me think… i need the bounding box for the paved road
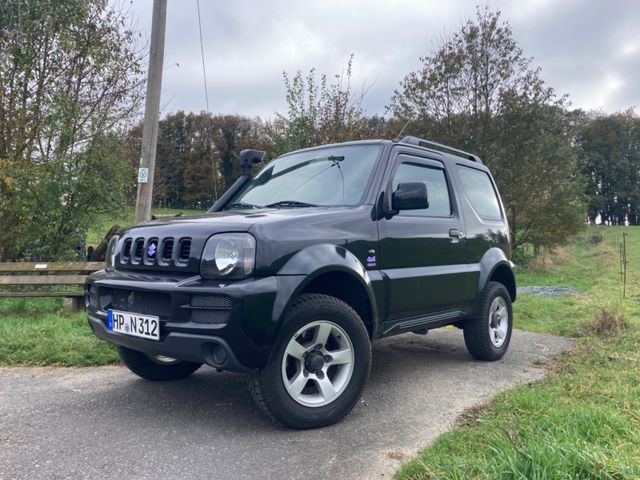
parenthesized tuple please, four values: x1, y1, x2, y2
(0, 329, 571, 480)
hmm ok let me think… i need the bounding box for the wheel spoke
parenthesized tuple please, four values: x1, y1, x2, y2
(285, 339, 307, 361)
(314, 322, 332, 346)
(329, 348, 353, 365)
(285, 370, 308, 398)
(281, 319, 356, 408)
(496, 306, 507, 318)
(315, 375, 338, 403)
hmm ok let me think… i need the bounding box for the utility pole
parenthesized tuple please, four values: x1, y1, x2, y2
(135, 0, 167, 223)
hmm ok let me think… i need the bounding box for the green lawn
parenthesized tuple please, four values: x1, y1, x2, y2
(396, 226, 640, 479)
(0, 298, 119, 366)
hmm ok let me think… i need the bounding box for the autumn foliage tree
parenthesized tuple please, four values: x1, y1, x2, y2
(144, 112, 269, 209)
(0, 0, 143, 260)
(388, 6, 584, 254)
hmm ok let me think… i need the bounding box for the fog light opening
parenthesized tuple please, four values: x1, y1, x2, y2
(212, 345, 228, 366)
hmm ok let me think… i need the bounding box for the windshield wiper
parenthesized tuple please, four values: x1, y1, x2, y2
(264, 200, 318, 209)
(225, 202, 261, 210)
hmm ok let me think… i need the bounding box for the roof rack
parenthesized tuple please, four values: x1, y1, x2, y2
(400, 135, 482, 164)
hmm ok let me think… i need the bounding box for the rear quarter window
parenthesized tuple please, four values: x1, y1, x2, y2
(456, 166, 502, 221)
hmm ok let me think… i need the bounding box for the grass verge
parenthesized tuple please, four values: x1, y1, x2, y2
(396, 226, 640, 479)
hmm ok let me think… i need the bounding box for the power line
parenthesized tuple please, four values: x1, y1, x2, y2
(196, 0, 218, 199)
(196, 0, 210, 113)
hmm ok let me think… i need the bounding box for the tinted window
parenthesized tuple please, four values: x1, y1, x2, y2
(392, 162, 451, 217)
(457, 166, 502, 221)
(228, 145, 381, 208)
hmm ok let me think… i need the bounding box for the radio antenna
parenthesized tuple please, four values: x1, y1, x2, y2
(393, 118, 412, 141)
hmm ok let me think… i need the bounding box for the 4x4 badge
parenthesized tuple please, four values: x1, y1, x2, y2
(366, 249, 376, 267)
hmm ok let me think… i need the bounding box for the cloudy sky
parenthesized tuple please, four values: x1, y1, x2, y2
(125, 0, 640, 119)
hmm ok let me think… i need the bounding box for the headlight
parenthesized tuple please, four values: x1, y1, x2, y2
(200, 233, 256, 279)
(105, 235, 119, 271)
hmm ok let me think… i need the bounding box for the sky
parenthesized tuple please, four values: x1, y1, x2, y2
(124, 0, 640, 120)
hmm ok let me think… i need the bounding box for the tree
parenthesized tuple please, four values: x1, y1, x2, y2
(0, 0, 143, 260)
(388, 6, 584, 253)
(146, 112, 269, 209)
(576, 110, 640, 225)
(270, 55, 376, 156)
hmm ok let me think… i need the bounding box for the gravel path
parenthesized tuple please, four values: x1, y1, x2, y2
(0, 329, 572, 480)
(518, 285, 582, 297)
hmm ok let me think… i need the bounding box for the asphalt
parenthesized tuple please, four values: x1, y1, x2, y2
(0, 329, 572, 480)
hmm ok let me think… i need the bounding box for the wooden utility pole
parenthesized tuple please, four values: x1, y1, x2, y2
(135, 0, 167, 224)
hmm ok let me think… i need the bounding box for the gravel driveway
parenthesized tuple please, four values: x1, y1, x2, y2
(0, 329, 571, 480)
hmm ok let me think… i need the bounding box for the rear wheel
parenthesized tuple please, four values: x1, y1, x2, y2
(463, 281, 512, 361)
(117, 346, 202, 381)
(249, 294, 371, 429)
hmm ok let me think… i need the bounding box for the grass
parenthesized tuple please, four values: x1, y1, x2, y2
(396, 226, 640, 480)
(0, 298, 119, 366)
(0, 207, 205, 367)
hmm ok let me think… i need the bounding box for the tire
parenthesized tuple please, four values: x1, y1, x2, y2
(249, 294, 371, 429)
(463, 281, 513, 361)
(117, 346, 202, 381)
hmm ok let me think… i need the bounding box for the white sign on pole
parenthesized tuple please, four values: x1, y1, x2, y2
(138, 167, 149, 183)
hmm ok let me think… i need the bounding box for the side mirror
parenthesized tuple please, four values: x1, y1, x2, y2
(392, 182, 429, 211)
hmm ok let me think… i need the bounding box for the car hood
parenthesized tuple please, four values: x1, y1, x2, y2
(124, 208, 344, 237)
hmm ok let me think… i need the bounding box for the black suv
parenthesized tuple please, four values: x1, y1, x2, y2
(86, 136, 516, 429)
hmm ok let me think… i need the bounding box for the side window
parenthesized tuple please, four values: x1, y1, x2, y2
(392, 161, 451, 217)
(456, 166, 502, 221)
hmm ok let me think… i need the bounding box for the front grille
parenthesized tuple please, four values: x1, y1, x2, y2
(133, 238, 144, 261)
(191, 310, 231, 325)
(161, 239, 174, 261)
(122, 239, 132, 260)
(191, 295, 232, 309)
(118, 235, 193, 269)
(178, 238, 191, 262)
(190, 295, 231, 325)
(101, 288, 171, 318)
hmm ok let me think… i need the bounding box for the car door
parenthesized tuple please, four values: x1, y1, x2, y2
(377, 151, 471, 327)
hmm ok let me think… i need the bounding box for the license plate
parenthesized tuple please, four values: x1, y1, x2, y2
(107, 309, 160, 341)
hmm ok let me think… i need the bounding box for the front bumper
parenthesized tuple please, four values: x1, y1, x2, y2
(86, 269, 305, 372)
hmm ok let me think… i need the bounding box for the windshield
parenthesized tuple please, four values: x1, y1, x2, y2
(225, 144, 381, 209)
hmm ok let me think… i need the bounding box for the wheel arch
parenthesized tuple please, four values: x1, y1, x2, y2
(477, 247, 516, 302)
(272, 244, 378, 339)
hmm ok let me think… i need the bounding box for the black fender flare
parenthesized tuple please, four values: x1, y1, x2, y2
(271, 243, 378, 337)
(476, 247, 516, 306)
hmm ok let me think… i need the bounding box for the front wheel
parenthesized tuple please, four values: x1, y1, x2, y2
(249, 294, 371, 429)
(117, 346, 202, 381)
(463, 281, 513, 361)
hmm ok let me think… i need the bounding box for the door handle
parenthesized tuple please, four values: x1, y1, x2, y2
(449, 229, 466, 242)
